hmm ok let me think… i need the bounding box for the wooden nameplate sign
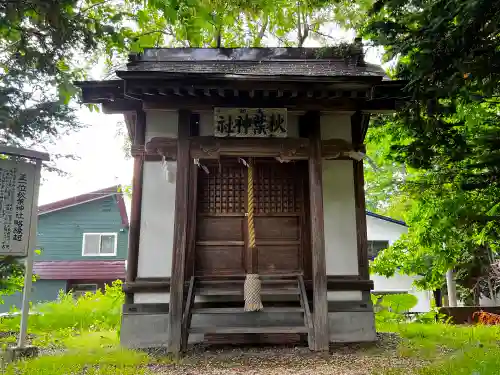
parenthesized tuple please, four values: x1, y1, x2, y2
(214, 108, 287, 138)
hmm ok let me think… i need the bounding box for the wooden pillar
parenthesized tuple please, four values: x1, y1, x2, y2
(167, 110, 192, 354)
(185, 113, 200, 279)
(307, 112, 329, 351)
(351, 111, 370, 281)
(125, 110, 146, 305)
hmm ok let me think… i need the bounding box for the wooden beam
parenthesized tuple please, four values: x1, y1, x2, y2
(141, 136, 365, 161)
(124, 78, 377, 93)
(144, 137, 177, 160)
(102, 100, 142, 114)
(123, 276, 373, 294)
(321, 138, 365, 158)
(123, 279, 171, 293)
(190, 136, 310, 159)
(167, 110, 192, 355)
(327, 278, 373, 291)
(351, 111, 370, 281)
(306, 112, 329, 351)
(126, 110, 146, 304)
(141, 95, 367, 111)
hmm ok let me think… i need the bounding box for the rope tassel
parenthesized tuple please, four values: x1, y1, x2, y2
(244, 159, 263, 312)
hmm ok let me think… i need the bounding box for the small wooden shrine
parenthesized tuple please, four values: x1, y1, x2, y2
(77, 44, 407, 354)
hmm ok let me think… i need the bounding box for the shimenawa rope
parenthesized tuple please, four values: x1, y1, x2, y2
(244, 158, 263, 312)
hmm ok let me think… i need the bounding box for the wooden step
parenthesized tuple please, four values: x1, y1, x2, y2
(196, 287, 300, 296)
(192, 306, 304, 314)
(196, 280, 299, 290)
(190, 326, 308, 334)
(197, 279, 299, 285)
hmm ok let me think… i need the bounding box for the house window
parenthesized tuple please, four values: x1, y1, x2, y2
(71, 283, 98, 298)
(82, 233, 117, 256)
(368, 240, 389, 260)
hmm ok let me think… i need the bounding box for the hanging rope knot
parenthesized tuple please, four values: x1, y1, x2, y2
(244, 273, 263, 312)
(244, 158, 263, 312)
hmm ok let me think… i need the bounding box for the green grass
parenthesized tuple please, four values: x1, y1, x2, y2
(6, 280, 123, 333)
(379, 322, 500, 374)
(0, 282, 174, 374)
(1, 330, 172, 375)
(4, 341, 155, 375)
(2, 284, 500, 374)
(0, 280, 123, 348)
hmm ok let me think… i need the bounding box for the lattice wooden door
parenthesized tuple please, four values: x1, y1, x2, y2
(194, 158, 308, 277)
(195, 158, 246, 276)
(253, 159, 305, 275)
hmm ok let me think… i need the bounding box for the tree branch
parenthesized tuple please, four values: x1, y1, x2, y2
(255, 12, 269, 46)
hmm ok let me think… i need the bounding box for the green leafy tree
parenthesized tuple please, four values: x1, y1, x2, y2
(361, 0, 500, 303)
(367, 102, 500, 302)
(0, 256, 24, 300)
(0, 0, 139, 150)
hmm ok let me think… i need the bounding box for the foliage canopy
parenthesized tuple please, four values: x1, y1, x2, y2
(364, 0, 500, 302)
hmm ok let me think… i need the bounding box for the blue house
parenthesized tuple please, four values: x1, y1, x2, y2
(0, 186, 129, 312)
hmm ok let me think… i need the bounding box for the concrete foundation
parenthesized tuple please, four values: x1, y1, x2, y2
(120, 300, 376, 348)
(328, 311, 376, 342)
(120, 313, 170, 349)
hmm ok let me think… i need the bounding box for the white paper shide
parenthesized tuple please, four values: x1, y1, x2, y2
(0, 159, 36, 256)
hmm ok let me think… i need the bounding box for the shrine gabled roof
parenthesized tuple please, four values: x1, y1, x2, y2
(119, 47, 388, 80)
(123, 60, 386, 78)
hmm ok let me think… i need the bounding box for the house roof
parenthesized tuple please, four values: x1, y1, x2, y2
(366, 211, 407, 227)
(38, 186, 129, 227)
(33, 260, 126, 280)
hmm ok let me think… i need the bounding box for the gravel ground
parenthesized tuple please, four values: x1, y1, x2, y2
(148, 333, 425, 375)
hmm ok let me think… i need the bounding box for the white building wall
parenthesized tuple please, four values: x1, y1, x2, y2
(135, 110, 178, 304)
(367, 215, 432, 312)
(321, 113, 361, 301)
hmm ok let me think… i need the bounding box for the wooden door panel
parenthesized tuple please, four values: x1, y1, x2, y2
(254, 217, 300, 241)
(257, 245, 301, 274)
(195, 245, 245, 275)
(197, 217, 244, 242)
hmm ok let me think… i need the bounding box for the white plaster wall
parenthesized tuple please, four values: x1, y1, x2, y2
(320, 112, 352, 141)
(367, 215, 432, 312)
(137, 162, 176, 279)
(134, 293, 170, 304)
(137, 110, 178, 286)
(321, 113, 359, 301)
(198, 111, 299, 137)
(328, 291, 362, 301)
(145, 110, 178, 142)
(322, 160, 358, 276)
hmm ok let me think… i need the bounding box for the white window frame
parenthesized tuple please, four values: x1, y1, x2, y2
(71, 283, 99, 298)
(82, 233, 118, 256)
(71, 283, 98, 292)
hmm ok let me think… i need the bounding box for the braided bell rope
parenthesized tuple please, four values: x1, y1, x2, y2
(244, 159, 263, 312)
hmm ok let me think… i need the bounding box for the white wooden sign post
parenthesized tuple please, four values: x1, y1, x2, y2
(0, 146, 49, 349)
